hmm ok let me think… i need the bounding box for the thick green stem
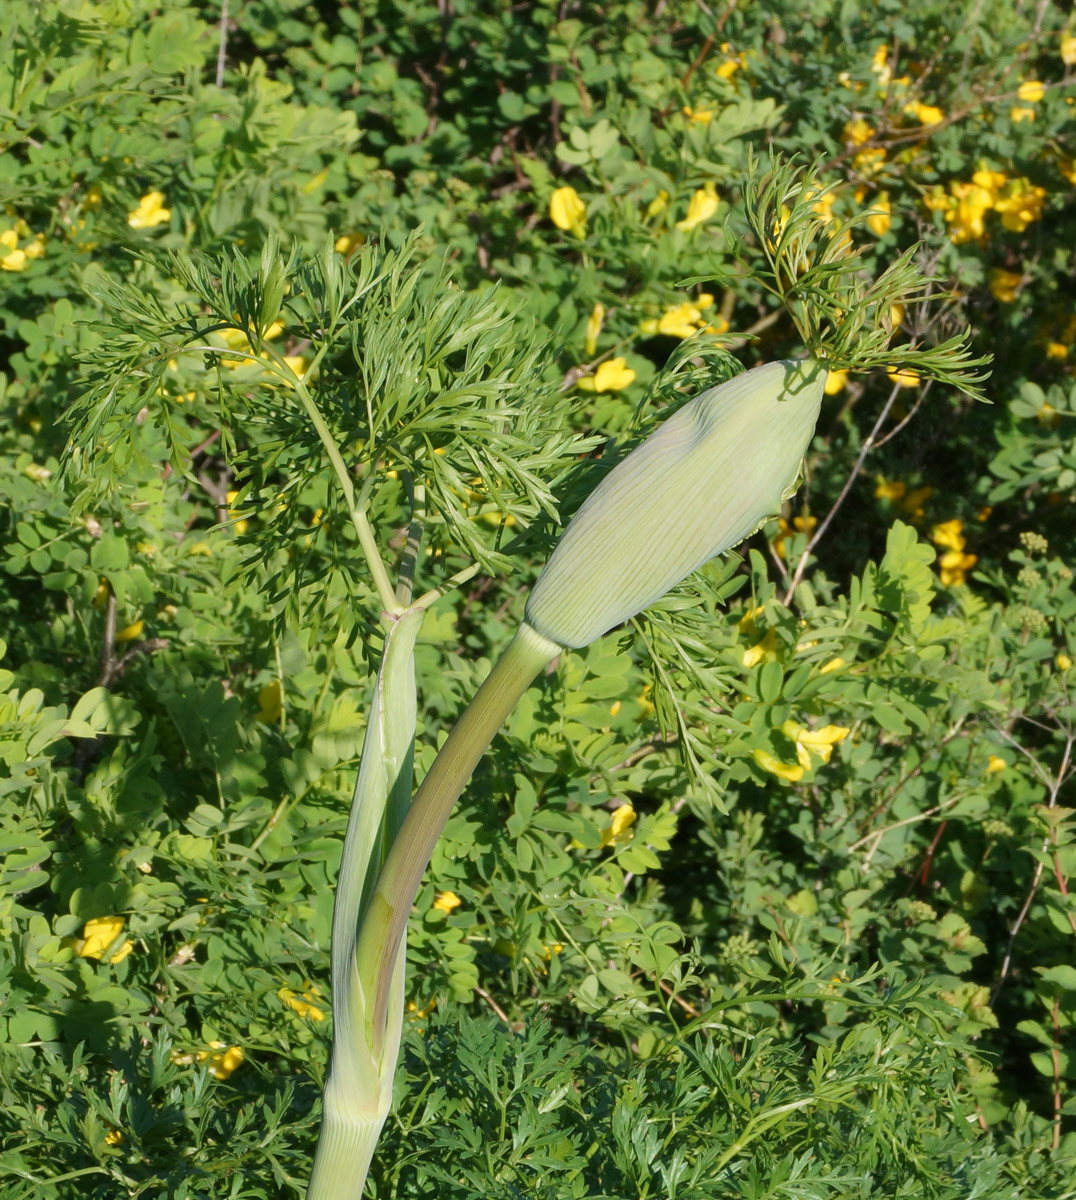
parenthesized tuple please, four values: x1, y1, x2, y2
(355, 621, 561, 1047)
(305, 1095, 391, 1200)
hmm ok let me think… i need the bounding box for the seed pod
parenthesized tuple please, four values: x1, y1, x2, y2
(525, 358, 827, 648)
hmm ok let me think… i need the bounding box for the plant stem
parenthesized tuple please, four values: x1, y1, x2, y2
(265, 350, 398, 613)
(355, 620, 561, 1050)
(305, 1089, 394, 1200)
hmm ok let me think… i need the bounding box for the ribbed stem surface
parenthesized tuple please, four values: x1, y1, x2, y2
(306, 1103, 388, 1200)
(355, 621, 561, 1045)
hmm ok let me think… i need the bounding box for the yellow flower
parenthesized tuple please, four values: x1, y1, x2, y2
(282, 354, 309, 381)
(753, 748, 804, 782)
(843, 118, 875, 147)
(257, 679, 283, 724)
(743, 627, 779, 668)
(640, 301, 706, 340)
(930, 519, 966, 552)
(549, 186, 586, 237)
(738, 604, 765, 632)
(335, 232, 365, 255)
(433, 890, 462, 914)
(1009, 106, 1036, 124)
(584, 303, 605, 356)
(782, 720, 850, 769)
(1017, 80, 1045, 103)
(971, 168, 1007, 197)
(986, 755, 1007, 774)
(875, 478, 906, 502)
(887, 367, 920, 388)
(904, 100, 944, 126)
(104, 1129, 124, 1146)
(577, 356, 636, 393)
(646, 189, 669, 218)
(824, 368, 848, 395)
(1056, 653, 1073, 671)
(127, 190, 171, 229)
(278, 983, 326, 1021)
(202, 1043, 244, 1080)
(865, 193, 891, 236)
(994, 179, 1046, 232)
(988, 268, 1022, 303)
(1058, 158, 1076, 185)
(853, 146, 887, 176)
(945, 180, 994, 243)
(0, 228, 26, 271)
(115, 620, 145, 644)
(819, 657, 846, 674)
(939, 549, 977, 587)
(682, 104, 714, 123)
(226, 489, 249, 535)
(1063, 35, 1076, 65)
(1038, 402, 1060, 428)
(773, 514, 817, 559)
(675, 183, 719, 233)
(1046, 342, 1069, 360)
(715, 43, 743, 79)
(871, 44, 891, 86)
(600, 802, 636, 848)
(77, 916, 134, 963)
(810, 188, 837, 223)
(900, 486, 933, 518)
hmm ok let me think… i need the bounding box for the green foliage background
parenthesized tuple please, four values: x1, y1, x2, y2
(2, 1, 1075, 1196)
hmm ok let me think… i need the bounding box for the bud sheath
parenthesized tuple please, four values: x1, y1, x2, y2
(526, 359, 827, 648)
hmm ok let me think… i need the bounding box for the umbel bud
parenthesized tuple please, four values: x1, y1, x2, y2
(525, 358, 827, 648)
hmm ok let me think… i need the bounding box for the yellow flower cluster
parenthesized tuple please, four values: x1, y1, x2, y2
(278, 982, 326, 1021)
(754, 721, 850, 782)
(773, 514, 817, 559)
(925, 169, 1046, 243)
(128, 190, 171, 230)
(874, 478, 933, 519)
(715, 41, 745, 80)
(904, 99, 945, 127)
(1, 220, 46, 271)
(1010, 79, 1046, 123)
(75, 915, 134, 964)
(200, 1043, 244, 1080)
(639, 294, 728, 340)
(931, 518, 977, 587)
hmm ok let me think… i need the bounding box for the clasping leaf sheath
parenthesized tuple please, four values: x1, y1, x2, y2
(306, 606, 424, 1200)
(525, 358, 828, 648)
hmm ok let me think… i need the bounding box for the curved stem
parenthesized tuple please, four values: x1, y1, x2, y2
(355, 621, 561, 1051)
